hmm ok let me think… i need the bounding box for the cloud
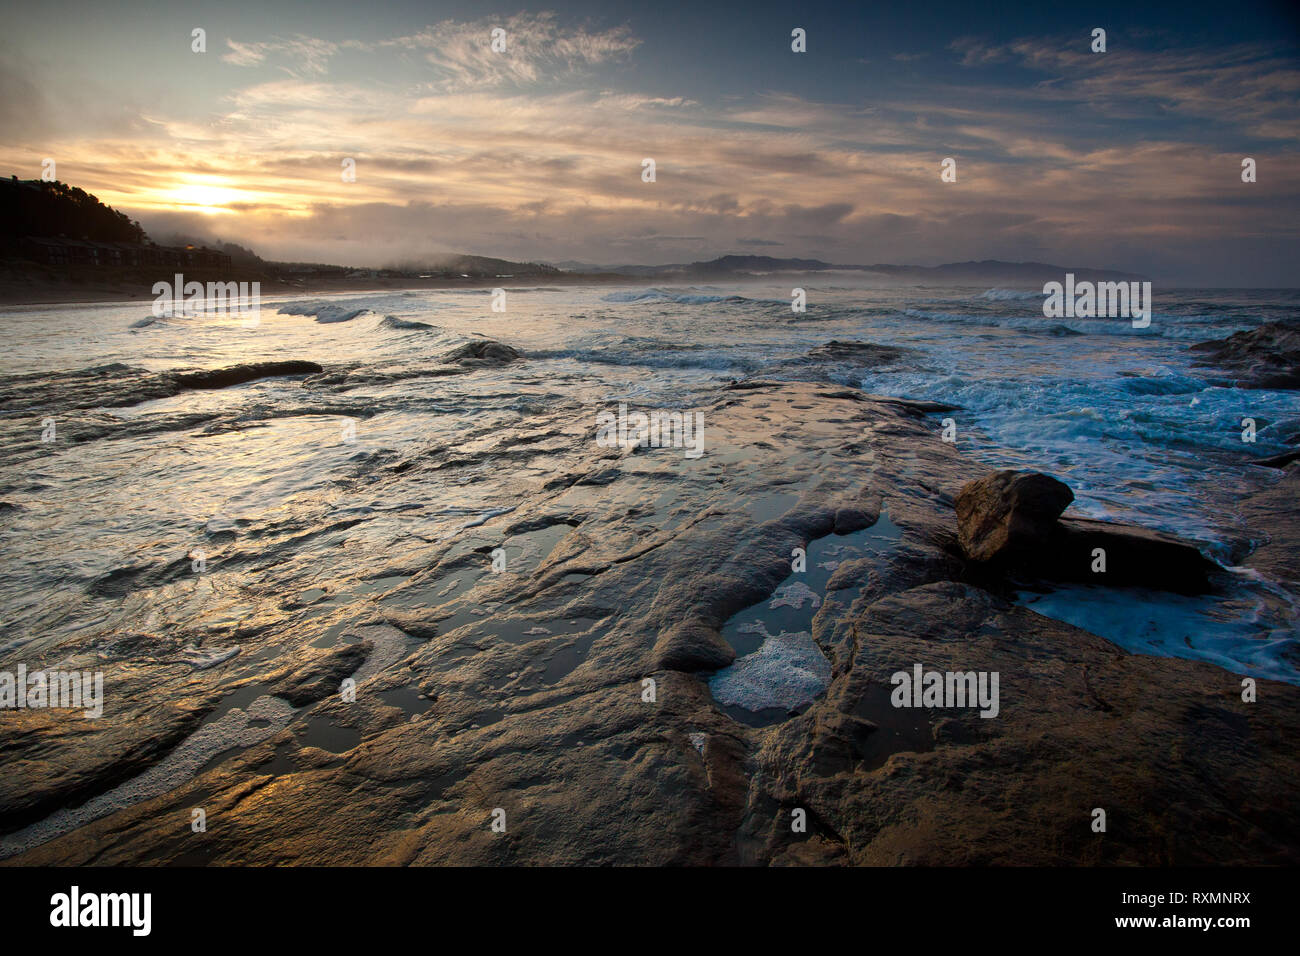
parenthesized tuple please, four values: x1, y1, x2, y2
(219, 13, 639, 90)
(222, 36, 342, 78)
(949, 37, 1300, 139)
(4, 20, 1297, 281)
(383, 12, 639, 92)
(949, 37, 1012, 67)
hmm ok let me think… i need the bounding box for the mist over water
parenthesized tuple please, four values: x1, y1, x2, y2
(2, 282, 1298, 679)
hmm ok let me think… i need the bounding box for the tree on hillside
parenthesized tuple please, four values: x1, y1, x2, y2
(1, 178, 147, 243)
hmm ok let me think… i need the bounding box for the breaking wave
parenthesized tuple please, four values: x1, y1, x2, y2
(274, 300, 374, 323)
(378, 315, 437, 331)
(601, 288, 750, 305)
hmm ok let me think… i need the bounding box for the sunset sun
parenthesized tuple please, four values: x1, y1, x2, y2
(163, 181, 245, 213)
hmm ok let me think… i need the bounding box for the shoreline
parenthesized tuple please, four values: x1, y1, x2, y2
(1, 375, 1297, 864)
(5, 273, 1298, 309)
(0, 293, 1296, 864)
(0, 270, 639, 308)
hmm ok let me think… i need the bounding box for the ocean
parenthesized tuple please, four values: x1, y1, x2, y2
(2, 281, 1298, 687)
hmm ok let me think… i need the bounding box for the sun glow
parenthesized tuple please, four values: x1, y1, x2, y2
(161, 180, 251, 214)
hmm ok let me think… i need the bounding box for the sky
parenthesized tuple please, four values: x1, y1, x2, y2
(1, 0, 1298, 283)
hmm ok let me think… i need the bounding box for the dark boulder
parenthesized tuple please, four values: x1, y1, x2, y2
(442, 340, 522, 366)
(955, 470, 1074, 562)
(955, 470, 1218, 593)
(1053, 517, 1216, 594)
(1189, 321, 1300, 389)
(805, 340, 908, 365)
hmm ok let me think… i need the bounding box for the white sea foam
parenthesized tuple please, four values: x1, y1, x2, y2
(709, 626, 831, 713)
(770, 580, 822, 610)
(601, 288, 748, 305)
(0, 695, 296, 860)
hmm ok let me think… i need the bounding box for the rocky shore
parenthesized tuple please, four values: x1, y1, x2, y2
(1189, 320, 1300, 390)
(3, 365, 1297, 865)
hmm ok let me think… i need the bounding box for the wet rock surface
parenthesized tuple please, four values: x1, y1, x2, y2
(268, 642, 373, 707)
(1190, 321, 1300, 389)
(170, 361, 323, 390)
(0, 360, 323, 414)
(804, 340, 909, 364)
(1, 381, 1297, 866)
(1238, 462, 1300, 586)
(742, 580, 1300, 865)
(760, 341, 916, 386)
(1251, 449, 1300, 468)
(956, 470, 1074, 562)
(956, 469, 1218, 593)
(1051, 517, 1217, 593)
(442, 340, 522, 366)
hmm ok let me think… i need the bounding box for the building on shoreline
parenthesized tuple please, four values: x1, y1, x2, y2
(17, 236, 232, 271)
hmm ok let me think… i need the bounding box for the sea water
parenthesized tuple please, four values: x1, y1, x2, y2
(1, 282, 1297, 684)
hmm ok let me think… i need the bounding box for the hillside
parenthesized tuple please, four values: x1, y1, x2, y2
(1, 177, 145, 245)
(559, 254, 1148, 284)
